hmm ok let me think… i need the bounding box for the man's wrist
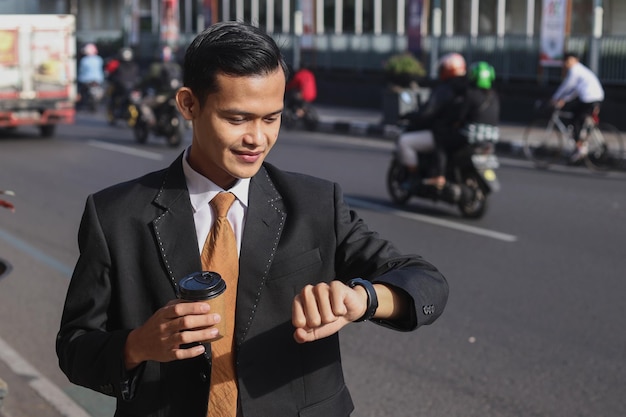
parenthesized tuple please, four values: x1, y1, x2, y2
(347, 278, 378, 322)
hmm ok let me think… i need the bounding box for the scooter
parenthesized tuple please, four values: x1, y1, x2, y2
(107, 86, 141, 126)
(77, 81, 105, 113)
(386, 141, 500, 219)
(129, 87, 184, 148)
(281, 96, 319, 131)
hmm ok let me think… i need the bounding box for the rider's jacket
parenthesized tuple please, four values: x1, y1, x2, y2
(458, 87, 500, 144)
(402, 76, 468, 141)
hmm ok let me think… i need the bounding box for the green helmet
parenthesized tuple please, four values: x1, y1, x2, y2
(469, 61, 495, 89)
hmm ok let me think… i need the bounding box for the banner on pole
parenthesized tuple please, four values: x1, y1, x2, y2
(540, 0, 568, 67)
(407, 0, 423, 56)
(160, 0, 180, 46)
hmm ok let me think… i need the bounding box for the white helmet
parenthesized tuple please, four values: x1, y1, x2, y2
(438, 52, 466, 80)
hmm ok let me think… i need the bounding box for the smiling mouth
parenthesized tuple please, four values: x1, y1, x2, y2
(234, 149, 264, 163)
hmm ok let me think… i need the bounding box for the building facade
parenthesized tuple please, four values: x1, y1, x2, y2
(3, 0, 625, 84)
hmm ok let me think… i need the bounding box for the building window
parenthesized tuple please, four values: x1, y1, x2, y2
(477, 0, 496, 34)
(570, 0, 592, 35)
(381, 0, 398, 33)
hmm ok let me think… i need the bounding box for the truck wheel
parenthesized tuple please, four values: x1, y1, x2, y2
(40, 125, 56, 138)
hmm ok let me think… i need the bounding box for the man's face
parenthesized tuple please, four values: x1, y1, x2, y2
(564, 56, 577, 70)
(187, 67, 285, 189)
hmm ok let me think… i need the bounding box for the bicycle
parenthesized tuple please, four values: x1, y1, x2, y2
(523, 102, 625, 172)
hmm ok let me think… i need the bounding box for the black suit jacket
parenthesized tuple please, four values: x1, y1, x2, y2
(57, 154, 448, 417)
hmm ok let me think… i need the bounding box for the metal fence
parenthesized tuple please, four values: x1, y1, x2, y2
(276, 33, 626, 86)
(89, 31, 626, 86)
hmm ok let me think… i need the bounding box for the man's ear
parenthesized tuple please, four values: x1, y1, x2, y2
(176, 87, 196, 120)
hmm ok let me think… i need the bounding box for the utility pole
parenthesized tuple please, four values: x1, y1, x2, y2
(293, 0, 302, 70)
(430, 0, 442, 78)
(589, 0, 603, 74)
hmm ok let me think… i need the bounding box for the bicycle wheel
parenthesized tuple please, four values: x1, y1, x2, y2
(523, 118, 565, 169)
(584, 123, 625, 172)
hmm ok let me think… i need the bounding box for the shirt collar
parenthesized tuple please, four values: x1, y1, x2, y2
(182, 146, 250, 212)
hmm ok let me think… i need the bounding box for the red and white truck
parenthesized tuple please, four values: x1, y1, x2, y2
(0, 14, 76, 137)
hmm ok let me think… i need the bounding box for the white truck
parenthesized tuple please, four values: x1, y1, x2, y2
(0, 14, 76, 137)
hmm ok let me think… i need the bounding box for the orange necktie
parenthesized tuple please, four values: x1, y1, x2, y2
(201, 192, 239, 417)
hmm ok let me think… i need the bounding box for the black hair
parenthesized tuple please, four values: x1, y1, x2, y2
(563, 52, 579, 61)
(183, 21, 289, 108)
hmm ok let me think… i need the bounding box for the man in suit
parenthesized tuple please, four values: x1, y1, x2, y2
(56, 21, 449, 417)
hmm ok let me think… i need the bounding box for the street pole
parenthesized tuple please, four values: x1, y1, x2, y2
(589, 0, 603, 74)
(429, 0, 442, 79)
(293, 0, 303, 70)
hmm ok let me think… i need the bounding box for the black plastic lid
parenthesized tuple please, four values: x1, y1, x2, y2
(178, 271, 226, 301)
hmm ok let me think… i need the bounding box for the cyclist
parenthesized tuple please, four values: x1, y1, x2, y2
(396, 52, 468, 190)
(550, 52, 604, 162)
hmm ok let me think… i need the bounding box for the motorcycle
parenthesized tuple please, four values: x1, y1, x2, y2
(386, 139, 500, 219)
(128, 85, 184, 148)
(281, 95, 319, 131)
(77, 81, 105, 112)
(107, 86, 141, 126)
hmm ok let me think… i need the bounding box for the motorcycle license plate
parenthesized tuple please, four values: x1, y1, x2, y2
(471, 154, 500, 169)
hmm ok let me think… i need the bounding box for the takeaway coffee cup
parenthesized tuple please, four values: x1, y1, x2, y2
(178, 271, 227, 340)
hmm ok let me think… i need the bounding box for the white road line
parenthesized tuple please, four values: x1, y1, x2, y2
(345, 197, 518, 242)
(88, 140, 164, 160)
(0, 337, 91, 417)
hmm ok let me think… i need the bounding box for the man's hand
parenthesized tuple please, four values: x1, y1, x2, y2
(292, 281, 368, 344)
(123, 300, 222, 370)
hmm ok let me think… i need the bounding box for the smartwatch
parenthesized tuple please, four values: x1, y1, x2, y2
(347, 278, 379, 322)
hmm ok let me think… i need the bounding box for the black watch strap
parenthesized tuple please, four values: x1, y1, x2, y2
(347, 278, 379, 322)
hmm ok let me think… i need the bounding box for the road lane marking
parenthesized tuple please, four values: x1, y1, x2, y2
(0, 337, 91, 417)
(88, 140, 164, 160)
(0, 229, 73, 277)
(345, 197, 518, 242)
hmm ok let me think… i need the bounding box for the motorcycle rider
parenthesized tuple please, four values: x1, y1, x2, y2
(137, 45, 182, 127)
(396, 52, 468, 191)
(106, 47, 140, 123)
(77, 43, 104, 110)
(285, 64, 317, 118)
(432, 61, 500, 188)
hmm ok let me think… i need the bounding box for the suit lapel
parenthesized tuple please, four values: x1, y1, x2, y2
(151, 154, 202, 295)
(235, 165, 285, 345)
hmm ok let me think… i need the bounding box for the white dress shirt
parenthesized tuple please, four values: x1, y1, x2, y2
(181, 147, 249, 255)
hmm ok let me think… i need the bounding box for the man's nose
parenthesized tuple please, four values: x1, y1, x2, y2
(245, 120, 266, 144)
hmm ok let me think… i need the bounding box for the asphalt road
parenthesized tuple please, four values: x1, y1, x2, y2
(0, 112, 625, 417)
